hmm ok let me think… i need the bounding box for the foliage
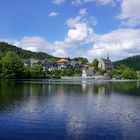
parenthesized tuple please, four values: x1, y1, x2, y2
(0, 42, 56, 60)
(108, 65, 138, 79)
(23, 67, 31, 78)
(51, 69, 62, 78)
(51, 68, 82, 78)
(122, 68, 138, 79)
(137, 73, 140, 79)
(30, 65, 44, 78)
(0, 51, 24, 79)
(98, 69, 106, 75)
(92, 58, 99, 69)
(114, 55, 140, 71)
(73, 57, 89, 64)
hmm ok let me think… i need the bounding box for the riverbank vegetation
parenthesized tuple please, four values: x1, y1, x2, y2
(108, 65, 138, 80)
(0, 51, 82, 79)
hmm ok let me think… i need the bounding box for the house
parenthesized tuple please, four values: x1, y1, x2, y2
(43, 61, 58, 72)
(23, 60, 30, 67)
(69, 60, 83, 69)
(82, 66, 96, 77)
(98, 54, 113, 71)
(57, 59, 69, 69)
(30, 60, 41, 66)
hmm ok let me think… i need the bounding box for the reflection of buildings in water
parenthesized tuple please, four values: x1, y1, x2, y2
(42, 83, 69, 114)
(82, 80, 87, 92)
(81, 82, 112, 96)
(98, 86, 105, 96)
(97, 84, 111, 96)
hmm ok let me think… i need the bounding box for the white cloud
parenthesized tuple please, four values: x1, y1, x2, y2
(118, 0, 140, 27)
(13, 36, 50, 52)
(48, 12, 59, 17)
(87, 28, 140, 61)
(2, 28, 140, 61)
(1, 26, 140, 61)
(66, 8, 97, 28)
(66, 16, 81, 27)
(52, 0, 65, 5)
(79, 8, 87, 16)
(72, 0, 115, 6)
(65, 23, 94, 44)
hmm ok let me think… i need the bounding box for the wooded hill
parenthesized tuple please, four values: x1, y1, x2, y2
(0, 42, 57, 61)
(114, 55, 140, 71)
(0, 42, 89, 64)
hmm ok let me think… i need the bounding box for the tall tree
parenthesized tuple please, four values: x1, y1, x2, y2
(1, 51, 24, 78)
(92, 58, 99, 69)
(30, 65, 43, 78)
(122, 68, 137, 79)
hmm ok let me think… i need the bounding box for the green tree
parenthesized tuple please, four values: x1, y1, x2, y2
(81, 58, 89, 64)
(51, 69, 62, 78)
(98, 69, 106, 75)
(74, 57, 89, 64)
(1, 51, 24, 78)
(122, 68, 137, 79)
(23, 66, 31, 78)
(92, 59, 99, 69)
(30, 65, 43, 78)
(65, 69, 74, 76)
(74, 69, 82, 76)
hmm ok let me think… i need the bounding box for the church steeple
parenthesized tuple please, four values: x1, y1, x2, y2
(107, 52, 109, 60)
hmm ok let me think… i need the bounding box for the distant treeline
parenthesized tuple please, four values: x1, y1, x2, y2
(114, 55, 140, 71)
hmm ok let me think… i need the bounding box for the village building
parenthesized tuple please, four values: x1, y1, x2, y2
(82, 66, 96, 77)
(23, 60, 30, 67)
(30, 60, 41, 66)
(57, 59, 69, 69)
(43, 62, 58, 72)
(98, 54, 113, 71)
(69, 60, 83, 69)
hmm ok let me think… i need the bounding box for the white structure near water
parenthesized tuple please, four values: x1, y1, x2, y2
(82, 70, 87, 78)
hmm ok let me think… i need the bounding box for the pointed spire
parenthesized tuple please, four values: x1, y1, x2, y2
(107, 52, 109, 60)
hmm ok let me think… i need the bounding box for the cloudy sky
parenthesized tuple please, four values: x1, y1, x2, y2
(0, 0, 140, 61)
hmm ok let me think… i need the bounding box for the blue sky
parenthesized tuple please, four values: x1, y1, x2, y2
(0, 0, 140, 61)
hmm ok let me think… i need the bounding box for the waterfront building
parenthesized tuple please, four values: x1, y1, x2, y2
(82, 66, 96, 77)
(98, 54, 113, 71)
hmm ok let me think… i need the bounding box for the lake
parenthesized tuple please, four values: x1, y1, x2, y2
(0, 80, 140, 140)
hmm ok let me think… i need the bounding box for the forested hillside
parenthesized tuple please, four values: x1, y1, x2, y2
(114, 55, 140, 71)
(0, 42, 57, 60)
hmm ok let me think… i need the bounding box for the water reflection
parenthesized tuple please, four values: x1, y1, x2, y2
(0, 80, 140, 140)
(0, 80, 140, 108)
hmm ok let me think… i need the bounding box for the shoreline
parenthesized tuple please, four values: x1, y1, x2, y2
(0, 79, 140, 85)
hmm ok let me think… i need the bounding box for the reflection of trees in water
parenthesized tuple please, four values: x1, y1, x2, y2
(93, 83, 111, 96)
(111, 81, 140, 96)
(0, 81, 112, 104)
(0, 80, 139, 110)
(0, 80, 46, 109)
(44, 83, 112, 96)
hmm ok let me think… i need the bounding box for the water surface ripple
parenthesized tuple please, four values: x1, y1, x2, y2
(0, 80, 140, 140)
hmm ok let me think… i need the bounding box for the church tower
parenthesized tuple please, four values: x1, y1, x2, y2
(107, 52, 109, 60)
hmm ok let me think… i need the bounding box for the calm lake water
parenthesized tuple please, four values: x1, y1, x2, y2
(0, 80, 140, 140)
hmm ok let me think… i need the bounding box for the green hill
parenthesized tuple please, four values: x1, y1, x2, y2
(114, 55, 140, 71)
(0, 42, 57, 60)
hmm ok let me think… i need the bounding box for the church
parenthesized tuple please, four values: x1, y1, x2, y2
(98, 54, 114, 71)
